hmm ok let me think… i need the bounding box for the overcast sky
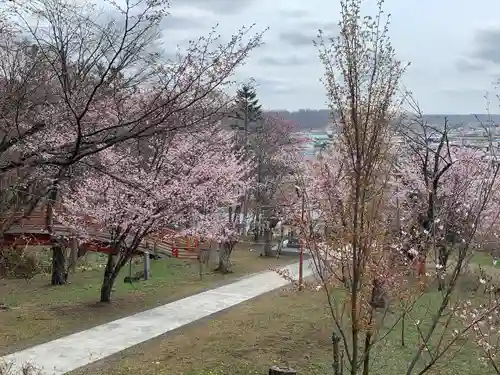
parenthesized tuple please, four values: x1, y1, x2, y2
(164, 0, 500, 114)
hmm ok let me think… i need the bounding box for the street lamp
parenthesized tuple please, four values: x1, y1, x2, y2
(294, 185, 305, 291)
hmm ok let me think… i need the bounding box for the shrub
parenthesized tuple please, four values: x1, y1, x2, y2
(0, 247, 42, 279)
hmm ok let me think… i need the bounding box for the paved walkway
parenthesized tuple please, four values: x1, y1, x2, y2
(2, 260, 314, 375)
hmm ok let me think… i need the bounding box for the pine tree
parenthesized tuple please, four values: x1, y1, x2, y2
(229, 84, 262, 235)
(230, 84, 262, 135)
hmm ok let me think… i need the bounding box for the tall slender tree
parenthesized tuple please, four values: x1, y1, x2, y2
(229, 83, 262, 233)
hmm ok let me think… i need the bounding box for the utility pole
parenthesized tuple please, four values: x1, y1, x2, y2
(233, 83, 262, 236)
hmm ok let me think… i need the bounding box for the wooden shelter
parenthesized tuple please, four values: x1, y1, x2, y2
(1, 207, 202, 260)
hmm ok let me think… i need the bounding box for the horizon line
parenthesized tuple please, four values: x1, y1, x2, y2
(267, 109, 500, 116)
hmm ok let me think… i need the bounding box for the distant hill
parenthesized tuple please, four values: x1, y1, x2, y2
(271, 109, 500, 131)
(272, 109, 331, 131)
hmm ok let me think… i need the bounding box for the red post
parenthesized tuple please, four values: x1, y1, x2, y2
(296, 185, 306, 292)
(299, 238, 303, 291)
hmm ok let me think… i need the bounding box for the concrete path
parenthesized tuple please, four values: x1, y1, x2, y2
(2, 260, 314, 375)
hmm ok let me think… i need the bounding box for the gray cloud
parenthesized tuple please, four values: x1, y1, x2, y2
(280, 31, 315, 47)
(438, 88, 489, 100)
(263, 86, 292, 95)
(165, 0, 499, 113)
(279, 9, 309, 19)
(259, 55, 308, 66)
(315, 22, 339, 36)
(473, 28, 500, 65)
(161, 13, 211, 31)
(279, 21, 339, 47)
(455, 58, 486, 73)
(252, 77, 293, 94)
(178, 0, 254, 14)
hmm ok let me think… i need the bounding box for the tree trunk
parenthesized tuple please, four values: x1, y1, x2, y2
(362, 318, 373, 375)
(234, 204, 242, 234)
(253, 220, 260, 242)
(69, 237, 78, 273)
(254, 208, 261, 242)
(401, 310, 406, 347)
(263, 227, 273, 256)
(332, 332, 343, 375)
(51, 245, 67, 285)
(100, 254, 119, 303)
(215, 241, 234, 273)
(437, 244, 449, 291)
(241, 194, 248, 235)
(276, 226, 285, 258)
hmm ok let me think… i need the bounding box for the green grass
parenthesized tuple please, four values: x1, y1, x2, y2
(470, 251, 495, 267)
(69, 288, 335, 375)
(0, 245, 297, 355)
(69, 276, 495, 375)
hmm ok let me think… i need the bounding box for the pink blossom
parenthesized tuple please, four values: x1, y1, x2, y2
(55, 128, 252, 247)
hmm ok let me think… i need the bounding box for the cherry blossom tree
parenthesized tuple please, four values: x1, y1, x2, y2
(186, 114, 303, 270)
(55, 127, 251, 302)
(295, 112, 500, 374)
(277, 0, 500, 374)
(1, 0, 264, 170)
(0, 0, 264, 284)
(449, 84, 500, 375)
(391, 120, 500, 359)
(306, 0, 408, 371)
(245, 114, 303, 251)
(395, 111, 500, 288)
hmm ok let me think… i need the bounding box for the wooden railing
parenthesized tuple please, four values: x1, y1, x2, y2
(145, 231, 201, 259)
(1, 209, 206, 261)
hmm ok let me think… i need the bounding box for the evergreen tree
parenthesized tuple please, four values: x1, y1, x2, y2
(230, 84, 262, 135)
(229, 84, 262, 235)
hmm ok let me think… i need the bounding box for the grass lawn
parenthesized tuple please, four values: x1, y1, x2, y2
(69, 280, 491, 375)
(0, 245, 296, 355)
(470, 251, 496, 267)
